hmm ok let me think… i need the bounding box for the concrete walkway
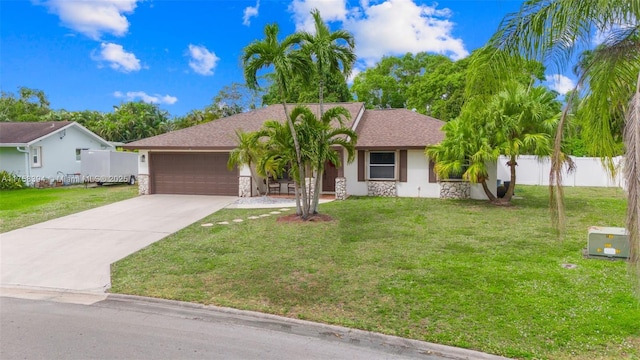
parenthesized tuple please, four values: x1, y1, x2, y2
(0, 195, 236, 292)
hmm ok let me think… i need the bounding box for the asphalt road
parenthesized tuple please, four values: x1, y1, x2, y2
(0, 295, 460, 360)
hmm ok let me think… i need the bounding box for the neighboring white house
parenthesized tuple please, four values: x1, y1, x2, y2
(123, 103, 497, 200)
(0, 121, 114, 185)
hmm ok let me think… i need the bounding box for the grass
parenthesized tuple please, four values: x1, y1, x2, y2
(0, 185, 138, 233)
(110, 186, 640, 359)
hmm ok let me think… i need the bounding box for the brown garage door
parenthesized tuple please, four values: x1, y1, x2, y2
(150, 152, 238, 195)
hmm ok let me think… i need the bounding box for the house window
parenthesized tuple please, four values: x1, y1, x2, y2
(31, 146, 42, 168)
(369, 152, 396, 179)
(445, 163, 469, 180)
(76, 148, 88, 161)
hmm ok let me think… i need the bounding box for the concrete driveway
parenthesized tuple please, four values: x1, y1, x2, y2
(1, 195, 236, 292)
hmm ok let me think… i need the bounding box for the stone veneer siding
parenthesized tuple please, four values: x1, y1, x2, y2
(138, 174, 149, 195)
(239, 176, 251, 197)
(335, 177, 347, 200)
(367, 180, 397, 197)
(439, 180, 470, 199)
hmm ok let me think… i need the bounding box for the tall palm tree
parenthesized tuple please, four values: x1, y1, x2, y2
(299, 9, 356, 210)
(485, 0, 640, 292)
(299, 9, 356, 116)
(242, 23, 313, 217)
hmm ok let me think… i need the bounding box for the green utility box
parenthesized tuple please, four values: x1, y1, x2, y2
(587, 226, 630, 259)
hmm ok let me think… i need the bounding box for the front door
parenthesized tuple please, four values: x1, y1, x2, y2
(323, 161, 339, 192)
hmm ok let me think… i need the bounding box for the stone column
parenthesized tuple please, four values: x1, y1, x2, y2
(439, 181, 470, 199)
(138, 174, 149, 195)
(238, 176, 251, 197)
(335, 177, 347, 200)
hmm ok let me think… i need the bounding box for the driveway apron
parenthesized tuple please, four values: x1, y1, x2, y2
(1, 195, 236, 292)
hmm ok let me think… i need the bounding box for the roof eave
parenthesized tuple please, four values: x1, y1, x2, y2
(122, 145, 235, 151)
(0, 143, 29, 147)
(355, 145, 431, 150)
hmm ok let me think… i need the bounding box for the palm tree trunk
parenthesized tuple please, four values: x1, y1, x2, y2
(503, 155, 517, 202)
(280, 95, 309, 218)
(293, 180, 302, 216)
(248, 162, 263, 196)
(310, 78, 325, 214)
(624, 71, 640, 296)
(311, 163, 324, 213)
(480, 179, 497, 202)
(319, 78, 324, 117)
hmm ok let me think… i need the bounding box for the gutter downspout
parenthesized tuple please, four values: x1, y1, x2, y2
(16, 146, 31, 186)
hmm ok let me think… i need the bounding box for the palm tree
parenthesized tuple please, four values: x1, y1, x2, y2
(427, 106, 500, 201)
(299, 9, 356, 116)
(254, 119, 302, 208)
(289, 105, 358, 213)
(486, 82, 562, 201)
(299, 9, 356, 211)
(485, 0, 640, 292)
(228, 130, 265, 196)
(242, 23, 313, 217)
(427, 82, 561, 203)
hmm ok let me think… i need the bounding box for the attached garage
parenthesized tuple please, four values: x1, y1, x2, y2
(150, 152, 238, 196)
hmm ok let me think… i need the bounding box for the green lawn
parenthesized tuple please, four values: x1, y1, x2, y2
(0, 185, 138, 233)
(110, 186, 640, 359)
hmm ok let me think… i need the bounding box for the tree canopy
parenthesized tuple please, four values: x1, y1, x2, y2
(0, 85, 247, 142)
(0, 87, 52, 122)
(261, 70, 352, 105)
(351, 53, 450, 110)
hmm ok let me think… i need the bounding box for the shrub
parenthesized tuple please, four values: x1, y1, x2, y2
(0, 171, 26, 190)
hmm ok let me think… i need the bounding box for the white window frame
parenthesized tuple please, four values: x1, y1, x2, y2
(368, 151, 397, 180)
(31, 146, 42, 168)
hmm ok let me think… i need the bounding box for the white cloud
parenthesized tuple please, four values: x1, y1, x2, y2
(347, 68, 361, 84)
(93, 42, 142, 72)
(187, 44, 219, 76)
(593, 18, 638, 46)
(288, 0, 468, 66)
(289, 0, 348, 31)
(546, 74, 576, 95)
(40, 0, 139, 40)
(243, 0, 260, 26)
(114, 91, 178, 105)
(347, 0, 468, 64)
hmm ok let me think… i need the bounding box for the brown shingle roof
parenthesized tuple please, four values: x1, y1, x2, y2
(0, 121, 74, 144)
(354, 109, 445, 149)
(123, 102, 365, 150)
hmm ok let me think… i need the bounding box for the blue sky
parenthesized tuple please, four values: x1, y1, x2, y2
(1, 0, 577, 118)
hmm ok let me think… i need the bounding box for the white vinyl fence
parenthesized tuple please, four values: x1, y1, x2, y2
(496, 155, 625, 188)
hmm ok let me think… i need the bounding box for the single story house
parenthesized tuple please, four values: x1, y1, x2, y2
(123, 102, 496, 200)
(0, 121, 114, 185)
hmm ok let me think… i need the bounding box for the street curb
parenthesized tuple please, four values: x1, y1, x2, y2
(0, 285, 107, 305)
(105, 292, 512, 360)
